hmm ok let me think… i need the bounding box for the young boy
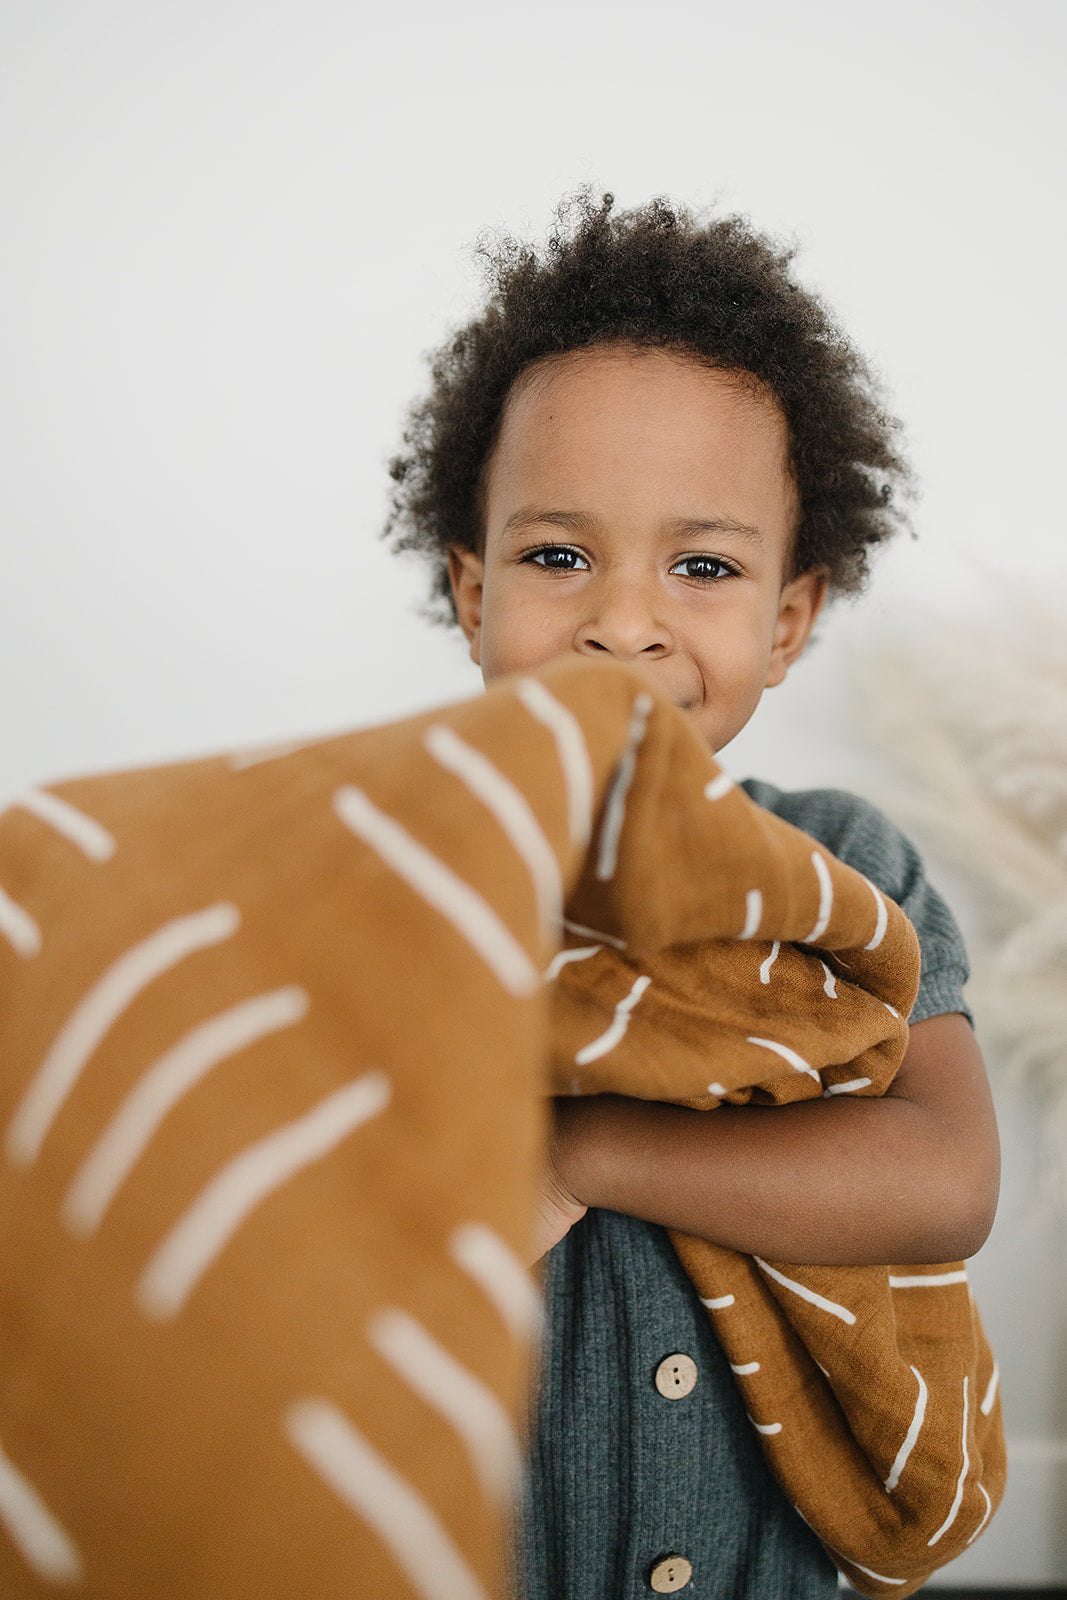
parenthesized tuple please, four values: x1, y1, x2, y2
(386, 194, 1001, 1599)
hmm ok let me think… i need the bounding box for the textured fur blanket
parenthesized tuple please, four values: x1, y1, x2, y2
(0, 657, 1004, 1599)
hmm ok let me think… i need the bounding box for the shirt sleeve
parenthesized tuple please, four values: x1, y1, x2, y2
(740, 779, 973, 1027)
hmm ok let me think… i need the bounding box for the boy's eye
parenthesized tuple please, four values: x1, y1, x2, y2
(522, 545, 589, 572)
(669, 555, 736, 581)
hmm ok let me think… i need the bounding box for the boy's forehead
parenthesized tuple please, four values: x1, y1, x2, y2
(484, 344, 798, 540)
(503, 342, 778, 416)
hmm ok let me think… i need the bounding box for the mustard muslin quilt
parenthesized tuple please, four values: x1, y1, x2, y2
(0, 656, 1004, 1599)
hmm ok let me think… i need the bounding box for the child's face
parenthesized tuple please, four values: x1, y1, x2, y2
(448, 345, 826, 755)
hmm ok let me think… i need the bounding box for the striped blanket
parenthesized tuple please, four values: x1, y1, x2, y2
(0, 656, 1004, 1599)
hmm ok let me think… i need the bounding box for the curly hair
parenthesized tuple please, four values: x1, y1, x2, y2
(385, 192, 912, 623)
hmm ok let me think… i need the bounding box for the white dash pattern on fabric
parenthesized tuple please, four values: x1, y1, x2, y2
(700, 1293, 735, 1310)
(863, 877, 890, 950)
(0, 884, 41, 959)
(819, 961, 838, 998)
(759, 942, 780, 984)
(424, 724, 563, 937)
(754, 1259, 857, 1325)
(927, 1377, 970, 1546)
(844, 1560, 906, 1587)
(0, 1435, 83, 1585)
(746, 1036, 820, 1082)
(823, 1078, 872, 1097)
(575, 974, 651, 1065)
(448, 1222, 543, 1341)
(889, 1270, 969, 1289)
(62, 986, 310, 1236)
(16, 789, 116, 861)
(6, 903, 241, 1169)
(366, 1310, 522, 1499)
(284, 1400, 490, 1600)
(748, 1416, 782, 1436)
(731, 1361, 761, 1376)
(595, 693, 654, 881)
(740, 889, 763, 940)
(981, 1361, 999, 1416)
(543, 945, 602, 983)
(334, 786, 538, 996)
(804, 852, 834, 942)
(137, 1071, 390, 1319)
(703, 772, 735, 801)
(884, 1366, 928, 1491)
(967, 1482, 993, 1545)
(513, 678, 594, 848)
(561, 918, 626, 950)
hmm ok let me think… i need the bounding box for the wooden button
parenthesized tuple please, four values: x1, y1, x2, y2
(649, 1554, 693, 1592)
(654, 1353, 698, 1398)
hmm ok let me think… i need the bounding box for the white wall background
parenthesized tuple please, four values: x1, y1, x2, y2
(2, 0, 1065, 1583)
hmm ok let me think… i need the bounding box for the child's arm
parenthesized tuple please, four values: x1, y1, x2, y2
(537, 1010, 1000, 1267)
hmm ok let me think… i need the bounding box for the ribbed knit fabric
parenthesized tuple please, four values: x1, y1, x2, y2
(523, 1213, 840, 1599)
(520, 779, 973, 1600)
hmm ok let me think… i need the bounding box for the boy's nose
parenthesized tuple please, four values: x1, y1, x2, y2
(574, 583, 673, 661)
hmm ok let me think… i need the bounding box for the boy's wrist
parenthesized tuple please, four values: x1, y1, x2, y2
(546, 1096, 596, 1209)
(549, 1094, 643, 1213)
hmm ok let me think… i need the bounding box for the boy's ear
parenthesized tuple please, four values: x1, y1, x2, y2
(765, 569, 828, 688)
(447, 546, 485, 666)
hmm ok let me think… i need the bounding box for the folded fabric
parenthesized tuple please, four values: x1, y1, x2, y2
(0, 656, 1003, 1600)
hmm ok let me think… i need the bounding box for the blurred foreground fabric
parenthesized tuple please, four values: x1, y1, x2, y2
(0, 657, 1003, 1598)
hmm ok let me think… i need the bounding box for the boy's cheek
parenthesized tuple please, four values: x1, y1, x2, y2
(478, 608, 568, 683)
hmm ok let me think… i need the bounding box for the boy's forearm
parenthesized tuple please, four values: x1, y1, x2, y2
(551, 1094, 955, 1264)
(550, 1012, 1000, 1266)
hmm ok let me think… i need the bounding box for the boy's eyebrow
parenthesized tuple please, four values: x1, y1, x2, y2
(500, 509, 596, 540)
(501, 509, 765, 543)
(664, 516, 764, 545)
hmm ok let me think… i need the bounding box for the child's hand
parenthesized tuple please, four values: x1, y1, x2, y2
(527, 1102, 588, 1264)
